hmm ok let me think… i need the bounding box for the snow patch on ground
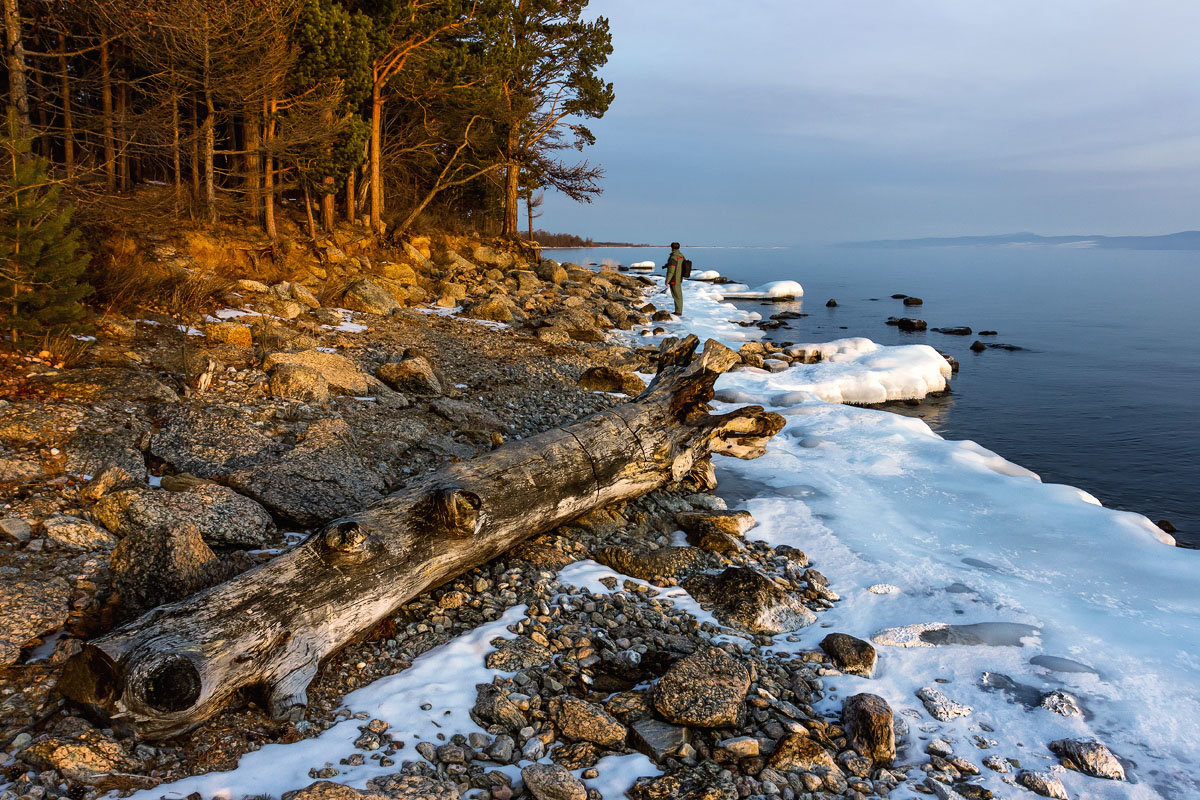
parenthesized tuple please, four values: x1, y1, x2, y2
(713, 279, 804, 300)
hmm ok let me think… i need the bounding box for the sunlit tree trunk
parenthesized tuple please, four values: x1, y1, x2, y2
(2, 0, 31, 135)
(58, 32, 74, 177)
(100, 38, 116, 191)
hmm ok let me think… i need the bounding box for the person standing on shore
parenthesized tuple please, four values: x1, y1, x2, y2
(665, 242, 686, 315)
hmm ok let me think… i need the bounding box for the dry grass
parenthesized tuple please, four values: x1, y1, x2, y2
(38, 331, 94, 369)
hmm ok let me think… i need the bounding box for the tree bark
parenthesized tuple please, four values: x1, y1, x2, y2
(263, 97, 276, 240)
(59, 336, 784, 740)
(171, 86, 181, 213)
(99, 38, 115, 192)
(368, 81, 384, 233)
(2, 0, 31, 135)
(116, 68, 129, 191)
(58, 32, 73, 178)
(244, 115, 260, 225)
(189, 98, 200, 209)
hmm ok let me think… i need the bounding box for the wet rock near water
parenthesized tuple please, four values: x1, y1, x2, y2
(820, 632, 876, 677)
(1049, 737, 1125, 780)
(683, 567, 817, 635)
(653, 646, 750, 727)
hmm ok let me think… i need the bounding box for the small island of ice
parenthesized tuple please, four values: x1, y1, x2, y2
(629, 260, 655, 270)
(715, 279, 804, 300)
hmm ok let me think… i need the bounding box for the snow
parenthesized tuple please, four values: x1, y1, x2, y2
(717, 338, 953, 405)
(211, 307, 259, 320)
(690, 269, 722, 280)
(714, 279, 804, 300)
(629, 260, 655, 269)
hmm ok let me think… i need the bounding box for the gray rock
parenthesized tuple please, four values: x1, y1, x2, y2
(842, 693, 895, 766)
(1017, 769, 1070, 799)
(342, 278, 401, 315)
(473, 685, 526, 732)
(629, 717, 689, 762)
(1049, 738, 1125, 780)
(521, 763, 586, 800)
(42, 515, 119, 550)
(550, 696, 626, 747)
(376, 357, 442, 396)
(269, 363, 330, 403)
(20, 729, 153, 791)
(64, 431, 148, 485)
(1040, 690, 1082, 717)
(110, 521, 248, 609)
(485, 733, 517, 763)
(820, 632, 877, 677)
(683, 567, 816, 635)
(653, 646, 750, 728)
(32, 368, 176, 403)
(463, 296, 517, 324)
(363, 774, 459, 800)
(486, 636, 552, 671)
(536, 261, 568, 284)
(93, 485, 273, 548)
(1, 516, 32, 543)
(263, 350, 379, 396)
(225, 419, 386, 527)
(917, 686, 972, 721)
(766, 733, 840, 774)
(593, 545, 705, 582)
(576, 366, 645, 397)
(628, 763, 738, 800)
(429, 397, 506, 433)
(149, 404, 280, 477)
(0, 576, 70, 664)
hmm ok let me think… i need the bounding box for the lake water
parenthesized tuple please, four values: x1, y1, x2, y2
(547, 245, 1200, 547)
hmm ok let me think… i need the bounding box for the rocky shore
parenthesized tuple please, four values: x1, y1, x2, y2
(0, 232, 1124, 800)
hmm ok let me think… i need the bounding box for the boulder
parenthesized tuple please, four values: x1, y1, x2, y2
(473, 684, 527, 731)
(512, 270, 542, 293)
(283, 783, 389, 800)
(903, 296, 924, 306)
(93, 485, 273, 548)
(42, 515, 119, 550)
(378, 261, 419, 285)
(486, 635, 552, 671)
(263, 349, 378, 396)
(1016, 770, 1070, 799)
(932, 326, 972, 336)
(593, 546, 705, 582)
(629, 764, 737, 800)
(463, 296, 516, 324)
(683, 567, 816, 635)
(970, 340, 987, 352)
(550, 696, 627, 747)
(0, 576, 70, 665)
(342, 278, 401, 315)
(225, 418, 386, 526)
(268, 363, 331, 403)
(79, 464, 139, 501)
(429, 397, 506, 433)
(1049, 738, 1125, 780)
(1, 516, 33, 543)
(820, 633, 877, 677)
(235, 278, 269, 293)
(826, 298, 838, 307)
(653, 646, 750, 727)
(842, 693, 895, 765)
(550, 741, 600, 769)
(766, 733, 840, 774)
(33, 368, 177, 403)
(20, 729, 153, 791)
(472, 245, 516, 269)
(576, 366, 646, 396)
(205, 321, 253, 348)
(629, 717, 690, 762)
(521, 763, 586, 800)
(895, 317, 927, 332)
(376, 357, 442, 396)
(675, 509, 754, 537)
(289, 282, 321, 309)
(148, 404, 280, 477)
(916, 686, 972, 721)
(110, 521, 245, 609)
(536, 261, 568, 284)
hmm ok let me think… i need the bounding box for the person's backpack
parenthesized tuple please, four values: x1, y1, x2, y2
(681, 258, 693, 278)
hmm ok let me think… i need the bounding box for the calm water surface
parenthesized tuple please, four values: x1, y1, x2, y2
(549, 245, 1200, 546)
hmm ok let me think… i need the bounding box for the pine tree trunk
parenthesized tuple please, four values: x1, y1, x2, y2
(171, 87, 181, 213)
(59, 336, 785, 740)
(302, 181, 317, 242)
(503, 127, 520, 236)
(244, 115, 260, 225)
(263, 98, 276, 240)
(117, 72, 129, 192)
(189, 99, 200, 207)
(369, 81, 383, 233)
(345, 170, 355, 223)
(99, 38, 116, 192)
(2, 0, 31, 135)
(58, 32, 73, 178)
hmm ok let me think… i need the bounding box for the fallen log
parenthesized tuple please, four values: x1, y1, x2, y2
(60, 336, 784, 739)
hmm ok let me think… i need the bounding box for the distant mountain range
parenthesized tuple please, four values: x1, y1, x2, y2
(842, 231, 1200, 250)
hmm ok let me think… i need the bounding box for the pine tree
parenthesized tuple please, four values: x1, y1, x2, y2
(0, 110, 92, 344)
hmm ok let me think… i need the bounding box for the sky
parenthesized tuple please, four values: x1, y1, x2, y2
(538, 0, 1200, 245)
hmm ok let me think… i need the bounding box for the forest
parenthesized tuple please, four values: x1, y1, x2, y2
(2, 0, 613, 236)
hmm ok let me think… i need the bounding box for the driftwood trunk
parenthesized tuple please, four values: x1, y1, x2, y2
(60, 337, 784, 739)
